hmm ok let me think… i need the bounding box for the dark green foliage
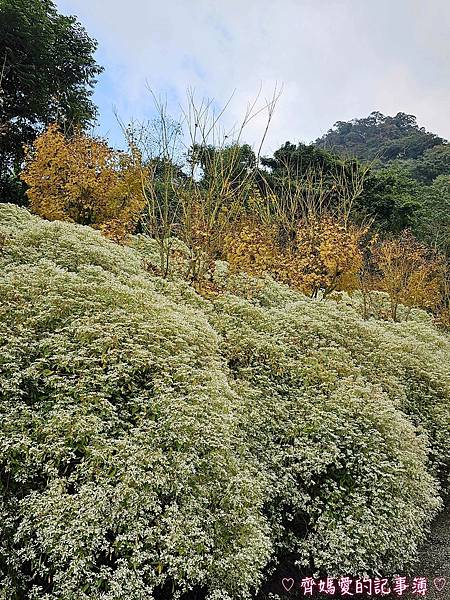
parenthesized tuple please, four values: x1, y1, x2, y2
(258, 142, 363, 218)
(413, 175, 450, 254)
(393, 144, 450, 185)
(356, 166, 423, 233)
(259, 142, 344, 198)
(260, 141, 340, 175)
(315, 111, 446, 164)
(312, 112, 449, 248)
(257, 141, 418, 236)
(0, 0, 103, 204)
(191, 142, 257, 191)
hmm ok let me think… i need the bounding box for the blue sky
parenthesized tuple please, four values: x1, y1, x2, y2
(56, 0, 450, 154)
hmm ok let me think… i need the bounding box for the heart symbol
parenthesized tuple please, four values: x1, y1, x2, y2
(282, 577, 294, 592)
(434, 577, 446, 592)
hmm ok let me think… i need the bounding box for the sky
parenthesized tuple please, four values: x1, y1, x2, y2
(56, 0, 450, 155)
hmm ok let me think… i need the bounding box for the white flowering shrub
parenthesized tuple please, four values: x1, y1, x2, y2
(346, 289, 435, 324)
(0, 209, 271, 599)
(0, 205, 449, 599)
(0, 207, 143, 277)
(209, 289, 447, 581)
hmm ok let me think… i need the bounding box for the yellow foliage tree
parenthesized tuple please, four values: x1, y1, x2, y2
(372, 231, 446, 321)
(280, 216, 366, 297)
(21, 124, 146, 240)
(224, 219, 281, 278)
(224, 214, 365, 298)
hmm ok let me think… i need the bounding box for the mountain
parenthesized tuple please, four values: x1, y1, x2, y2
(315, 111, 448, 167)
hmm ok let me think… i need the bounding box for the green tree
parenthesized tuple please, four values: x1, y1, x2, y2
(260, 141, 340, 179)
(0, 0, 103, 204)
(259, 142, 368, 231)
(259, 142, 343, 213)
(190, 142, 256, 192)
(413, 174, 450, 255)
(356, 166, 422, 233)
(394, 144, 450, 184)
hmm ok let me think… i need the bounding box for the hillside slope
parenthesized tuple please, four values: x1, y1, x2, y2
(315, 111, 447, 165)
(1, 204, 449, 600)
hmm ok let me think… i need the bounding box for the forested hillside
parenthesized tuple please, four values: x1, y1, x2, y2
(315, 112, 447, 164)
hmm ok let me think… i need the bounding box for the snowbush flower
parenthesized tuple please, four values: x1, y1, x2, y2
(0, 204, 449, 599)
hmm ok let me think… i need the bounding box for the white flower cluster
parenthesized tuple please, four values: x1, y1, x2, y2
(0, 205, 449, 599)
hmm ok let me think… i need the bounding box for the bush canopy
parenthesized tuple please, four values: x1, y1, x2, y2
(0, 205, 449, 599)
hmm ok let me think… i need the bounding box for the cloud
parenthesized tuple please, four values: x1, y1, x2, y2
(56, 0, 450, 153)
